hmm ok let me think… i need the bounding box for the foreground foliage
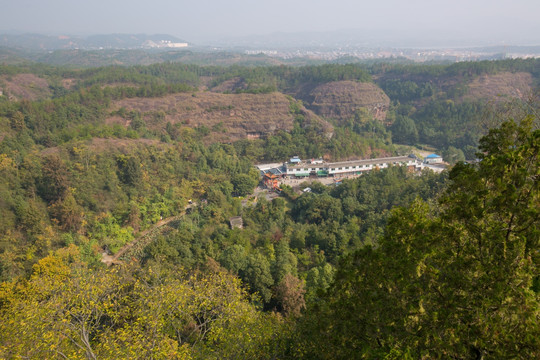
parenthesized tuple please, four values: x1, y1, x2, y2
(0, 252, 289, 359)
(296, 116, 540, 359)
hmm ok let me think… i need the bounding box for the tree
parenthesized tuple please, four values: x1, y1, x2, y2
(240, 252, 274, 303)
(219, 244, 248, 274)
(231, 173, 258, 197)
(49, 192, 85, 232)
(0, 254, 124, 360)
(0, 257, 289, 359)
(116, 155, 142, 186)
(39, 154, 70, 204)
(10, 111, 26, 132)
(271, 239, 297, 283)
(292, 193, 343, 225)
(274, 273, 306, 317)
(297, 115, 540, 359)
(305, 263, 335, 301)
(391, 115, 418, 145)
(441, 145, 465, 164)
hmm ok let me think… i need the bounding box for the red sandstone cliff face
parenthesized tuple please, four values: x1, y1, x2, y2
(462, 72, 533, 103)
(308, 81, 390, 123)
(107, 91, 334, 143)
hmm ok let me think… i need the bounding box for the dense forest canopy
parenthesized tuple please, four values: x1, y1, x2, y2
(0, 57, 539, 358)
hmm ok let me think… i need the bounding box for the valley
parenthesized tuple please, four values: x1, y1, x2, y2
(0, 56, 538, 359)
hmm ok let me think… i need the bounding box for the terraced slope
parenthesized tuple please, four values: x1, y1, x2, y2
(0, 73, 52, 100)
(307, 81, 390, 123)
(108, 91, 334, 142)
(463, 72, 534, 102)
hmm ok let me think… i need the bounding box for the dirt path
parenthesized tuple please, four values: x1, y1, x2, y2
(101, 204, 194, 266)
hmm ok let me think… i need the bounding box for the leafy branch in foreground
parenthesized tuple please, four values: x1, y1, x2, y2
(296, 113, 539, 359)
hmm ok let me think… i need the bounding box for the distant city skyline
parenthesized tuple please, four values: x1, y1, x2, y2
(2, 0, 540, 46)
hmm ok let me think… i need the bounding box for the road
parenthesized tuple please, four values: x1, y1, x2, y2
(101, 203, 195, 266)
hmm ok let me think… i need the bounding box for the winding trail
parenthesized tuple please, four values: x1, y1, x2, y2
(102, 204, 194, 266)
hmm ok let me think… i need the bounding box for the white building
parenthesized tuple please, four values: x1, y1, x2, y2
(424, 154, 443, 164)
(285, 156, 422, 177)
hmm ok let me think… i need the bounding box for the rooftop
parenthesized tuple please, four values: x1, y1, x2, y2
(287, 156, 415, 169)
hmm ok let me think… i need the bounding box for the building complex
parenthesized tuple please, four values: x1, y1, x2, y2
(284, 155, 422, 177)
(258, 154, 445, 189)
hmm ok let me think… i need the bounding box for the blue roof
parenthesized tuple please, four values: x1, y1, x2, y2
(290, 157, 301, 163)
(426, 154, 441, 158)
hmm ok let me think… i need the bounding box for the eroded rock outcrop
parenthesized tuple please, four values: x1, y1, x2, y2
(108, 91, 333, 143)
(308, 81, 390, 123)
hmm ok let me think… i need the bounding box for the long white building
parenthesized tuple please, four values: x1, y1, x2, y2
(285, 156, 422, 177)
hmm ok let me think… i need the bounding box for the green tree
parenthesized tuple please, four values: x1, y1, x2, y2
(219, 244, 248, 274)
(231, 173, 258, 197)
(441, 145, 465, 164)
(272, 239, 298, 283)
(116, 155, 142, 187)
(89, 213, 134, 253)
(390, 115, 418, 144)
(241, 252, 274, 303)
(39, 154, 70, 204)
(305, 263, 335, 301)
(10, 111, 26, 132)
(0, 256, 289, 359)
(297, 115, 540, 359)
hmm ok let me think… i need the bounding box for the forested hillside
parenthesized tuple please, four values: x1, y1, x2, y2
(375, 59, 540, 158)
(0, 58, 539, 358)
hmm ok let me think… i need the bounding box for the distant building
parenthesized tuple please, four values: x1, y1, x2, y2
(247, 132, 262, 139)
(229, 216, 243, 229)
(262, 173, 280, 190)
(255, 162, 284, 173)
(142, 40, 188, 48)
(290, 156, 301, 164)
(424, 154, 443, 164)
(285, 156, 421, 177)
(256, 155, 427, 184)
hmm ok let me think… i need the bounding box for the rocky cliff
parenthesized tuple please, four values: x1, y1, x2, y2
(307, 81, 390, 123)
(108, 91, 333, 143)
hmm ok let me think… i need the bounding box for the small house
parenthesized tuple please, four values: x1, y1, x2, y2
(289, 156, 301, 164)
(424, 154, 443, 164)
(229, 216, 243, 229)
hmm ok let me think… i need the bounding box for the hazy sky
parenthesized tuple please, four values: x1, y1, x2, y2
(2, 0, 540, 45)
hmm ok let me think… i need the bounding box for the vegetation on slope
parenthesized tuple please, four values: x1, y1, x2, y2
(0, 58, 539, 358)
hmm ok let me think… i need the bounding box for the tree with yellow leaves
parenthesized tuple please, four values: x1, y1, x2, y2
(0, 253, 289, 359)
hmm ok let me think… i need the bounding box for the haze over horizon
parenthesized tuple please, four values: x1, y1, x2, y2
(2, 0, 540, 47)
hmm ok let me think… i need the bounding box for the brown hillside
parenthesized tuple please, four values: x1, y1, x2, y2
(308, 81, 390, 123)
(108, 92, 333, 142)
(463, 72, 533, 102)
(0, 74, 52, 101)
(210, 77, 247, 93)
